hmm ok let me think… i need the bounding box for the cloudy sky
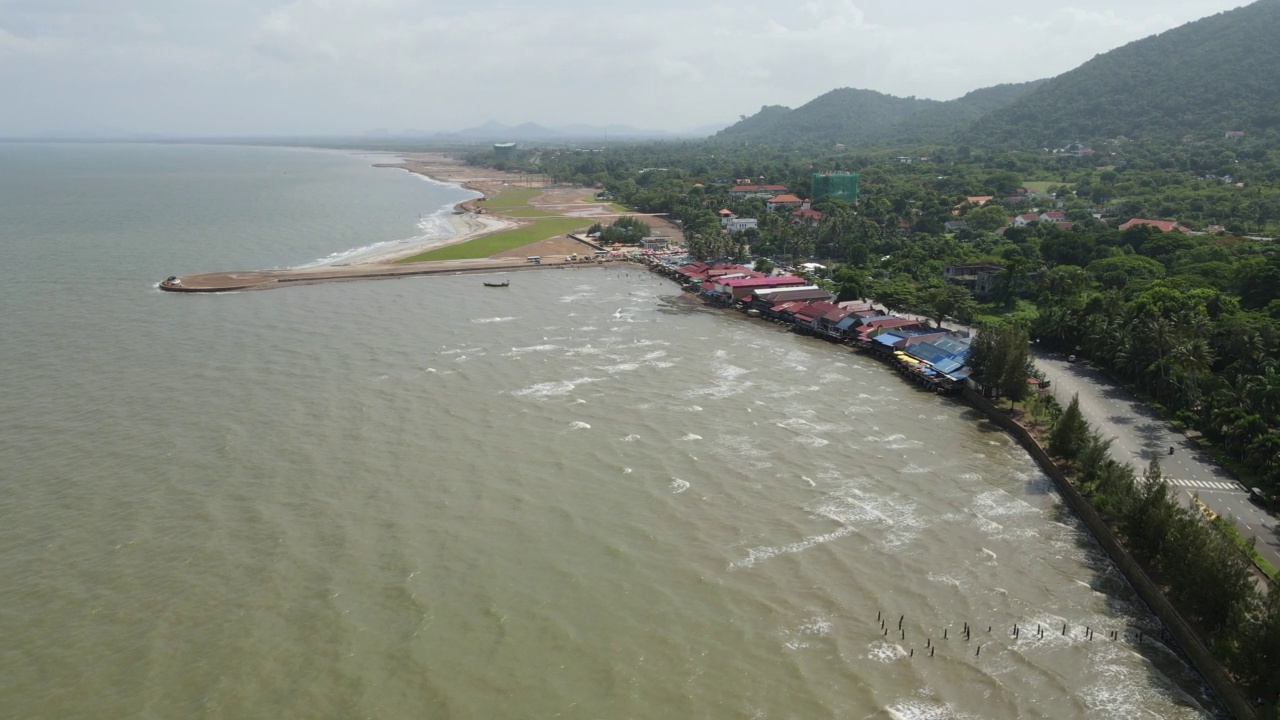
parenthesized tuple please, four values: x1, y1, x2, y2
(0, 0, 1252, 136)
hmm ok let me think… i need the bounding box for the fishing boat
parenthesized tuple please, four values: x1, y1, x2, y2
(483, 280, 509, 288)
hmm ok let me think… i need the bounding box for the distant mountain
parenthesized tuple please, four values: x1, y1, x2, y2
(441, 121, 560, 140)
(713, 81, 1044, 147)
(958, 0, 1280, 146)
(434, 121, 705, 142)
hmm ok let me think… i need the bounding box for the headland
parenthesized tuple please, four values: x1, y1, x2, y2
(159, 152, 684, 292)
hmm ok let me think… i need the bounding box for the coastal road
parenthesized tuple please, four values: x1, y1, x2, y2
(1034, 349, 1280, 575)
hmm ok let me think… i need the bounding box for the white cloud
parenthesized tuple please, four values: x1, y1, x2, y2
(0, 0, 1253, 135)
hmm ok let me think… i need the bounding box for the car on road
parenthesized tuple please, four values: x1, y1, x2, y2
(1248, 487, 1267, 506)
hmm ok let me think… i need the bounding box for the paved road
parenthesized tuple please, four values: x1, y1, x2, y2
(1034, 350, 1280, 575)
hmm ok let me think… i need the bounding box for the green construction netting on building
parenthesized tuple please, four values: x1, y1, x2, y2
(811, 173, 860, 203)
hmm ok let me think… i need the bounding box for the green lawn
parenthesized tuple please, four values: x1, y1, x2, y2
(501, 207, 555, 218)
(973, 299, 1040, 326)
(480, 187, 541, 210)
(398, 218, 590, 263)
(1023, 181, 1072, 193)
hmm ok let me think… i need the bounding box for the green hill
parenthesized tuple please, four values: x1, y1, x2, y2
(958, 0, 1280, 146)
(715, 88, 935, 146)
(712, 82, 1043, 147)
(886, 81, 1047, 144)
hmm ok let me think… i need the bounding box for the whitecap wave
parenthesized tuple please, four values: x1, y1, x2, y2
(294, 201, 460, 268)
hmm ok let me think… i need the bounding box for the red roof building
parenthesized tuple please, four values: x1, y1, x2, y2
(1119, 218, 1187, 233)
(767, 194, 805, 211)
(715, 275, 807, 301)
(792, 208, 823, 223)
(728, 184, 788, 197)
(676, 261, 755, 282)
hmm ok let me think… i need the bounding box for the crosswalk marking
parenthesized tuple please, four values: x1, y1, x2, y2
(1163, 478, 1240, 492)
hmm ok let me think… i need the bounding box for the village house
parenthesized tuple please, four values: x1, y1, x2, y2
(1118, 218, 1187, 233)
(766, 194, 806, 212)
(953, 196, 995, 216)
(651, 255, 977, 394)
(728, 184, 788, 199)
(1011, 213, 1042, 227)
(724, 217, 759, 233)
(792, 208, 823, 224)
(1225, 130, 1246, 140)
(944, 263, 1004, 299)
(714, 275, 807, 302)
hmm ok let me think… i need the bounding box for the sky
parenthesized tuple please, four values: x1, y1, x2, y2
(0, 0, 1254, 137)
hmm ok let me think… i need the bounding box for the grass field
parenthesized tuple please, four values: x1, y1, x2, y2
(480, 187, 541, 210)
(500, 207, 555, 218)
(1023, 181, 1072, 193)
(398, 218, 590, 263)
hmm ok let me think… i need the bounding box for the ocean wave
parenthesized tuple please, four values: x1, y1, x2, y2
(293, 201, 460, 268)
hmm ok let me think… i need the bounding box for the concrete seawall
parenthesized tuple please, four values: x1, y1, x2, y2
(159, 257, 626, 293)
(963, 388, 1257, 720)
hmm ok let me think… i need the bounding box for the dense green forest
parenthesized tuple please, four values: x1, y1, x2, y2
(959, 0, 1280, 147)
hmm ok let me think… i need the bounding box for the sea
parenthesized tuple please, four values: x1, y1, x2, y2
(0, 142, 1224, 719)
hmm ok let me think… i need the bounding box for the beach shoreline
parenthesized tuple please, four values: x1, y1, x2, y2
(159, 150, 680, 292)
(352, 152, 528, 264)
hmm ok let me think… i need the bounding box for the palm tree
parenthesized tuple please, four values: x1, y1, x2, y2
(1144, 316, 1174, 395)
(1170, 337, 1214, 409)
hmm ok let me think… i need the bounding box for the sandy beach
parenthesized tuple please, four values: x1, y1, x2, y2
(160, 151, 683, 292)
(358, 152, 528, 264)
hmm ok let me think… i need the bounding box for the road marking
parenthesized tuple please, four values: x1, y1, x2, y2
(1164, 478, 1240, 491)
